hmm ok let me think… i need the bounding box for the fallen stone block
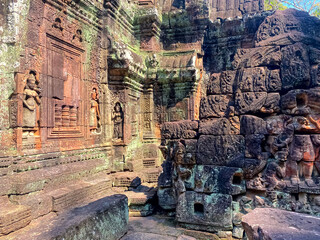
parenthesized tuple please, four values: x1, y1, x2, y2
(242, 208, 320, 240)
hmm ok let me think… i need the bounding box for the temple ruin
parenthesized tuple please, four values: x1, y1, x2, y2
(1, 0, 320, 239)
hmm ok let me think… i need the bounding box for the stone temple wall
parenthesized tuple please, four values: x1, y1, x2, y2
(159, 8, 320, 239)
(0, 0, 166, 235)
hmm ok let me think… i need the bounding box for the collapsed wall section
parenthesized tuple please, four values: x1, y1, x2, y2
(159, 8, 320, 238)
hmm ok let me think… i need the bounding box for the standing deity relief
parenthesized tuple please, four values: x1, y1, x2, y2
(248, 91, 320, 192)
(22, 71, 41, 137)
(90, 88, 101, 134)
(112, 102, 124, 141)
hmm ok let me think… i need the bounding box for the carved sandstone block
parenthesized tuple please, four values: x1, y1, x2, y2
(199, 118, 240, 135)
(194, 166, 246, 195)
(240, 115, 267, 135)
(176, 192, 233, 231)
(197, 135, 245, 166)
(158, 187, 176, 210)
(200, 95, 231, 119)
(161, 120, 198, 139)
(281, 43, 310, 90)
(0, 197, 32, 235)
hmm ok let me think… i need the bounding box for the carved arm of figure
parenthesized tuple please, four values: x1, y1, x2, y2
(273, 124, 294, 149)
(307, 115, 320, 130)
(96, 103, 100, 119)
(35, 94, 41, 105)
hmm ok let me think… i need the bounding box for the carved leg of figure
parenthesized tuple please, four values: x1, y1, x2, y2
(314, 160, 320, 176)
(286, 160, 299, 185)
(302, 146, 315, 187)
(302, 161, 316, 187)
(266, 176, 277, 191)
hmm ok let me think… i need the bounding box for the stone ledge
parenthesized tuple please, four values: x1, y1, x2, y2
(2, 194, 128, 240)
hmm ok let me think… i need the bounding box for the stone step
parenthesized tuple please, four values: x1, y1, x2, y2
(2, 158, 108, 195)
(0, 197, 32, 236)
(1, 176, 113, 236)
(0, 195, 128, 240)
(114, 183, 157, 217)
(48, 177, 112, 212)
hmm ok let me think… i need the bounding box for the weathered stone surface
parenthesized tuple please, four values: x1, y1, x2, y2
(197, 135, 245, 166)
(158, 187, 177, 210)
(161, 121, 198, 139)
(158, 160, 174, 188)
(199, 118, 240, 135)
(2, 195, 128, 240)
(240, 115, 267, 135)
(194, 166, 246, 195)
(0, 197, 32, 235)
(176, 192, 233, 232)
(113, 173, 141, 188)
(121, 232, 176, 240)
(242, 208, 320, 240)
(235, 91, 267, 114)
(199, 95, 231, 119)
(281, 43, 310, 90)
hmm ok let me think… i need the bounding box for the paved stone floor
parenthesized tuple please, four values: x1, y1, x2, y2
(120, 215, 221, 240)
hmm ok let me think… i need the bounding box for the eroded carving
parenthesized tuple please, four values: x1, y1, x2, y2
(90, 88, 101, 134)
(112, 102, 124, 140)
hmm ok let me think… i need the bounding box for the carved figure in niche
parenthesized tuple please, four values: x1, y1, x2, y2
(112, 102, 124, 140)
(73, 29, 83, 43)
(174, 142, 185, 164)
(281, 43, 310, 90)
(291, 93, 311, 116)
(23, 72, 41, 136)
(146, 54, 159, 68)
(90, 88, 100, 133)
(52, 18, 63, 31)
(173, 142, 193, 196)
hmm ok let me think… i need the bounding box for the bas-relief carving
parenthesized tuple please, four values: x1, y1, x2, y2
(90, 88, 101, 134)
(112, 102, 124, 140)
(22, 72, 41, 137)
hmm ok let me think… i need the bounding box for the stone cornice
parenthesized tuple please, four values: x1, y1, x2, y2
(43, 0, 102, 29)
